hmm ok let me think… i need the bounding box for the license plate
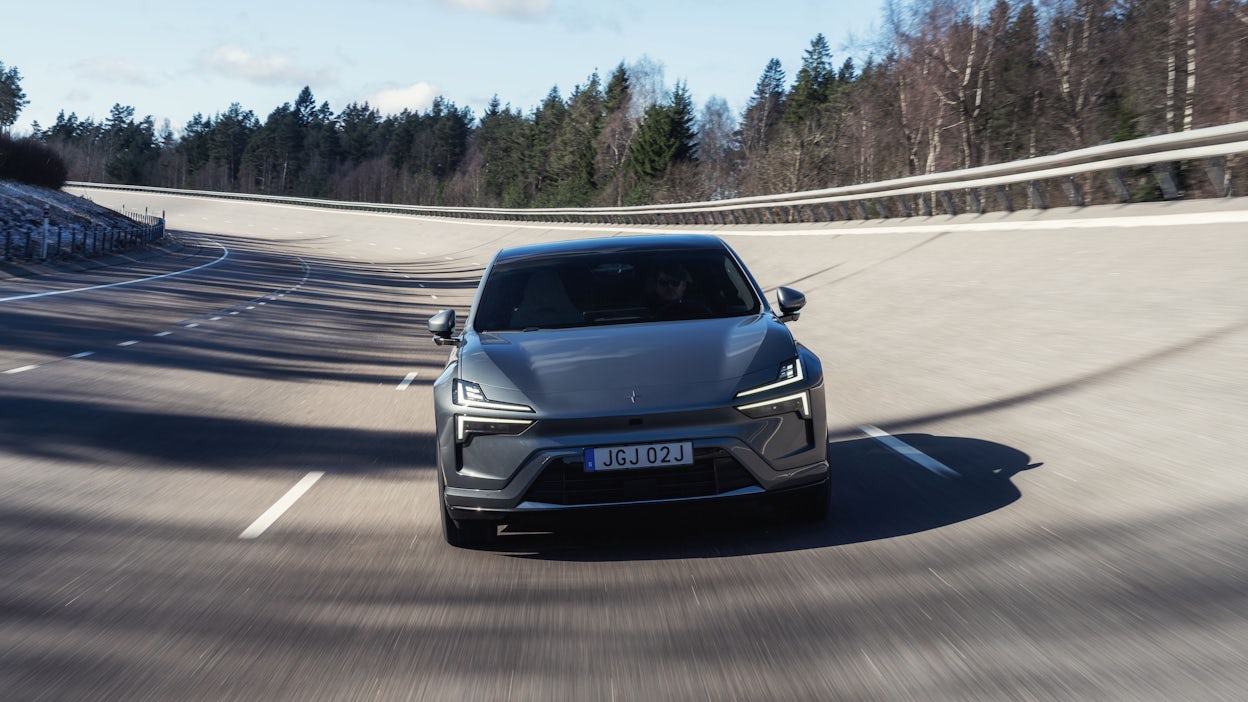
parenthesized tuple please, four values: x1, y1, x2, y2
(584, 442, 694, 471)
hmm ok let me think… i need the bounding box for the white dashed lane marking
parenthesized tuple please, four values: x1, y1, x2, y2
(239, 472, 325, 539)
(858, 425, 960, 478)
(4, 257, 315, 380)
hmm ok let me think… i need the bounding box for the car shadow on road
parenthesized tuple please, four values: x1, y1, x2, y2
(498, 433, 1041, 561)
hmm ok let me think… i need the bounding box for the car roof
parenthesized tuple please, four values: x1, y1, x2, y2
(491, 234, 730, 264)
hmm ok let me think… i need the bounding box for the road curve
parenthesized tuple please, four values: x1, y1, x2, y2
(1, 188, 1245, 701)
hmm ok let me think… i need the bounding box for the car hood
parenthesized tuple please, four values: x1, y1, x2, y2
(458, 315, 797, 414)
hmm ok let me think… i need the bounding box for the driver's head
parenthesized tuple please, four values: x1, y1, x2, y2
(654, 263, 691, 303)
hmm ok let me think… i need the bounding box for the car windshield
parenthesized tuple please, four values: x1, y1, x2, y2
(472, 248, 763, 332)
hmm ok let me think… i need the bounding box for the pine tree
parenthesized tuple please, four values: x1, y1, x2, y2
(740, 59, 786, 154)
(338, 102, 382, 165)
(529, 86, 568, 198)
(604, 62, 630, 115)
(786, 33, 834, 124)
(544, 73, 606, 205)
(0, 62, 29, 133)
(669, 81, 698, 162)
(626, 82, 697, 182)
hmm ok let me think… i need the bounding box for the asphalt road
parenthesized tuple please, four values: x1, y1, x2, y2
(2, 190, 1246, 701)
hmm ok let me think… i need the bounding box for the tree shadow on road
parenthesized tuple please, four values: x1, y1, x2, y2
(498, 433, 1041, 561)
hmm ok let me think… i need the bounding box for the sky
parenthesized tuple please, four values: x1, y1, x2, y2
(4, 0, 889, 136)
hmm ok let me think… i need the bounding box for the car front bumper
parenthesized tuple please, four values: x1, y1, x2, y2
(437, 382, 829, 521)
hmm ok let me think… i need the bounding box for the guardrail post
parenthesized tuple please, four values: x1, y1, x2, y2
(1108, 169, 1131, 202)
(1027, 181, 1047, 209)
(994, 185, 1013, 212)
(894, 196, 911, 217)
(967, 189, 983, 214)
(1063, 177, 1085, 206)
(40, 207, 50, 260)
(920, 196, 932, 217)
(855, 201, 869, 220)
(1154, 164, 1180, 199)
(940, 191, 956, 215)
(1205, 157, 1231, 197)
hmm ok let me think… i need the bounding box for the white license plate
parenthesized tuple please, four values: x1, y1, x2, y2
(584, 442, 694, 471)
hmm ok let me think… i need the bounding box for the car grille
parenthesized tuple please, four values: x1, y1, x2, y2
(522, 448, 757, 506)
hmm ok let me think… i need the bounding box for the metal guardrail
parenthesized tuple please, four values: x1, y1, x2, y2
(1, 205, 166, 263)
(70, 121, 1248, 226)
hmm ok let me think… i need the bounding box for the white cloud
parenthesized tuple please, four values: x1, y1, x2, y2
(366, 83, 440, 115)
(201, 44, 336, 86)
(75, 58, 152, 85)
(438, 0, 550, 20)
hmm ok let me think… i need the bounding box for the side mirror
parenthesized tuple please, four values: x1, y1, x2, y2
(428, 309, 459, 345)
(776, 287, 806, 323)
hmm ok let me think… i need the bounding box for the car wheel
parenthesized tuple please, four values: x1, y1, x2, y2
(438, 473, 496, 548)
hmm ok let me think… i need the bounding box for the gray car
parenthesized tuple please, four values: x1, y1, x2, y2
(428, 234, 828, 547)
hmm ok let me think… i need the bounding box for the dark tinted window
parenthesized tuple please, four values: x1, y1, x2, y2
(473, 249, 762, 332)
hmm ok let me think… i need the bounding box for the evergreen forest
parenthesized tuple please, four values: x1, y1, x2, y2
(4, 0, 1247, 207)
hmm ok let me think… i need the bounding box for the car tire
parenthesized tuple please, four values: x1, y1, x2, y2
(438, 473, 496, 548)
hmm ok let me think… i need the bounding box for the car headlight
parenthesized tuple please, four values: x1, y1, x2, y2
(735, 358, 803, 398)
(736, 391, 811, 419)
(453, 379, 534, 413)
(456, 415, 533, 442)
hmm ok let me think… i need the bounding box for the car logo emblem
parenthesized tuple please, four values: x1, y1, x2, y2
(629, 390, 638, 404)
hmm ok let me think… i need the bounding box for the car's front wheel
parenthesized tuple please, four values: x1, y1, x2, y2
(438, 473, 497, 548)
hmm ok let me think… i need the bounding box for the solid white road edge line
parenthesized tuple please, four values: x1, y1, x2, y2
(397, 372, 418, 390)
(3, 365, 39, 374)
(239, 471, 326, 539)
(0, 240, 230, 303)
(858, 424, 960, 479)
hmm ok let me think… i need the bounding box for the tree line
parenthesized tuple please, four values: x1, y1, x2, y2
(7, 0, 1248, 208)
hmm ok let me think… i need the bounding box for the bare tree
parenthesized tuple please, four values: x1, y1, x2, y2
(1183, 0, 1198, 130)
(1041, 0, 1119, 148)
(696, 96, 741, 199)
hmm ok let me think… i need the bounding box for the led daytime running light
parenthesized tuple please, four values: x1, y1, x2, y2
(735, 358, 804, 398)
(736, 391, 811, 419)
(454, 379, 534, 412)
(456, 415, 534, 441)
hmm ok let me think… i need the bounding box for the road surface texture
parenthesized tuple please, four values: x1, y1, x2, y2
(2, 188, 1246, 700)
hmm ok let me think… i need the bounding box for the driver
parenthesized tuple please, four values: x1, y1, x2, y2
(652, 263, 692, 307)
